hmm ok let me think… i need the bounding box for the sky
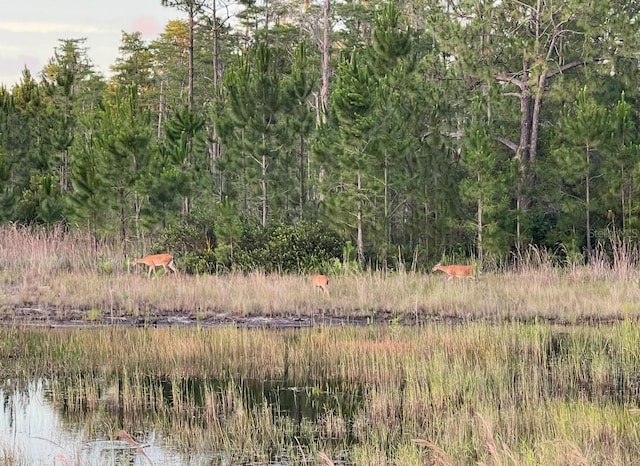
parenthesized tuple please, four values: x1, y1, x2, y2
(0, 0, 182, 88)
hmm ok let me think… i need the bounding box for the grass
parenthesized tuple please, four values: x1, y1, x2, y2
(2, 225, 640, 464)
(1, 224, 640, 325)
(2, 323, 640, 464)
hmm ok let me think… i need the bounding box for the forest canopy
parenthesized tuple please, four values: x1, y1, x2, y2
(1, 0, 639, 271)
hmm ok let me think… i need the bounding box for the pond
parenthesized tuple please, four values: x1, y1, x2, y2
(0, 375, 361, 465)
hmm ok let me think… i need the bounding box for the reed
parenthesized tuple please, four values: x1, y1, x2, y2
(2, 225, 640, 325)
(3, 323, 640, 463)
(2, 261, 640, 325)
(4, 226, 640, 463)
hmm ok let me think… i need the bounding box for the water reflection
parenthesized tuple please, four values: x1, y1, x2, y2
(0, 379, 193, 465)
(0, 376, 360, 465)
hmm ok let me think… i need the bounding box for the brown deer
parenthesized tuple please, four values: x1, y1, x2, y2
(432, 263, 474, 281)
(312, 274, 329, 293)
(133, 253, 179, 278)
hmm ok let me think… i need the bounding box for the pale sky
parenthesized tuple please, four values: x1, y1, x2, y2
(0, 0, 182, 88)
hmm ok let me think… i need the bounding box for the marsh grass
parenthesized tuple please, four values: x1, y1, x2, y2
(2, 224, 640, 324)
(4, 226, 640, 463)
(3, 323, 640, 464)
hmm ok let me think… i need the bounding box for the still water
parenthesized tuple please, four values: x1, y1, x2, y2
(0, 379, 204, 465)
(0, 377, 359, 465)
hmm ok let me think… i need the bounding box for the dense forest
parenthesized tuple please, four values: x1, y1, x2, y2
(1, 0, 639, 272)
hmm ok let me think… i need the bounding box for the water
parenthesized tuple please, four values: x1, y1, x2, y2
(0, 379, 195, 465)
(0, 377, 360, 465)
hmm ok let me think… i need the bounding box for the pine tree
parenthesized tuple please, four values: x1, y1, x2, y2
(553, 87, 608, 258)
(460, 98, 511, 263)
(367, 2, 416, 266)
(320, 52, 375, 265)
(163, 106, 206, 217)
(41, 39, 96, 194)
(97, 86, 155, 244)
(223, 42, 284, 226)
(67, 132, 107, 251)
(282, 42, 317, 221)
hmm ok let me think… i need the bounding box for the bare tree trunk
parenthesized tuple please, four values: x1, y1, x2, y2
(60, 148, 70, 192)
(212, 0, 221, 93)
(184, 2, 195, 216)
(182, 197, 190, 216)
(262, 152, 268, 227)
(157, 79, 165, 138)
(261, 133, 268, 227)
(299, 133, 305, 220)
(477, 183, 483, 266)
(187, 2, 195, 110)
(320, 0, 331, 124)
(585, 142, 591, 256)
(211, 0, 223, 200)
(356, 171, 365, 265)
(134, 193, 142, 244)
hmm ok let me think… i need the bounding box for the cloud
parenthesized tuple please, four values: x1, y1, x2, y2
(0, 21, 110, 35)
(0, 54, 42, 86)
(0, 55, 41, 72)
(130, 16, 164, 38)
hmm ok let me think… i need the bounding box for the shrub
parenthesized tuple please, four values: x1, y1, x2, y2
(153, 214, 344, 275)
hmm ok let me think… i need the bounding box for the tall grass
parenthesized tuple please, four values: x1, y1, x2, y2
(1, 225, 640, 324)
(3, 225, 640, 463)
(2, 323, 640, 464)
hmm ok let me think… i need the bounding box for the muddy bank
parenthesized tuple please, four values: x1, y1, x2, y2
(0, 305, 457, 328)
(0, 305, 627, 328)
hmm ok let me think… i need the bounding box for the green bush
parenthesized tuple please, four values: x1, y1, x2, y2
(261, 221, 344, 273)
(152, 206, 217, 274)
(153, 213, 344, 274)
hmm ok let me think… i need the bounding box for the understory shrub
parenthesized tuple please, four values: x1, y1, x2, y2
(153, 210, 344, 274)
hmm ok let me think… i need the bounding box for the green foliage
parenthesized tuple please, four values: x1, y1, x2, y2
(260, 221, 344, 274)
(67, 132, 106, 234)
(15, 174, 64, 225)
(153, 209, 343, 274)
(2, 0, 640, 269)
(162, 106, 207, 214)
(153, 206, 216, 273)
(220, 41, 289, 226)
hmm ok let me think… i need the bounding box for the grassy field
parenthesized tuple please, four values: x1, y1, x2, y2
(1, 224, 640, 324)
(2, 225, 640, 464)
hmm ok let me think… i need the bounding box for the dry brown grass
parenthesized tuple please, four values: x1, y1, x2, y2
(1, 224, 640, 324)
(1, 266, 639, 324)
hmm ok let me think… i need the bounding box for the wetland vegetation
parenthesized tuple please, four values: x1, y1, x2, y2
(3, 324, 640, 465)
(2, 226, 640, 464)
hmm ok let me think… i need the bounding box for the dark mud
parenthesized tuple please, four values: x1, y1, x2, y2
(0, 305, 629, 328)
(0, 305, 459, 328)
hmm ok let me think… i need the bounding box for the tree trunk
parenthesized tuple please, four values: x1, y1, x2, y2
(477, 175, 484, 265)
(356, 171, 365, 265)
(585, 142, 591, 256)
(262, 152, 268, 227)
(157, 79, 165, 138)
(188, 2, 195, 110)
(182, 196, 190, 216)
(261, 133, 268, 227)
(299, 133, 305, 220)
(320, 0, 331, 124)
(212, 0, 221, 93)
(492, 0, 596, 247)
(211, 0, 223, 199)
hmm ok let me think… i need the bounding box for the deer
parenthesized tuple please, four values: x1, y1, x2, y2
(432, 263, 475, 281)
(312, 274, 330, 293)
(133, 253, 179, 278)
